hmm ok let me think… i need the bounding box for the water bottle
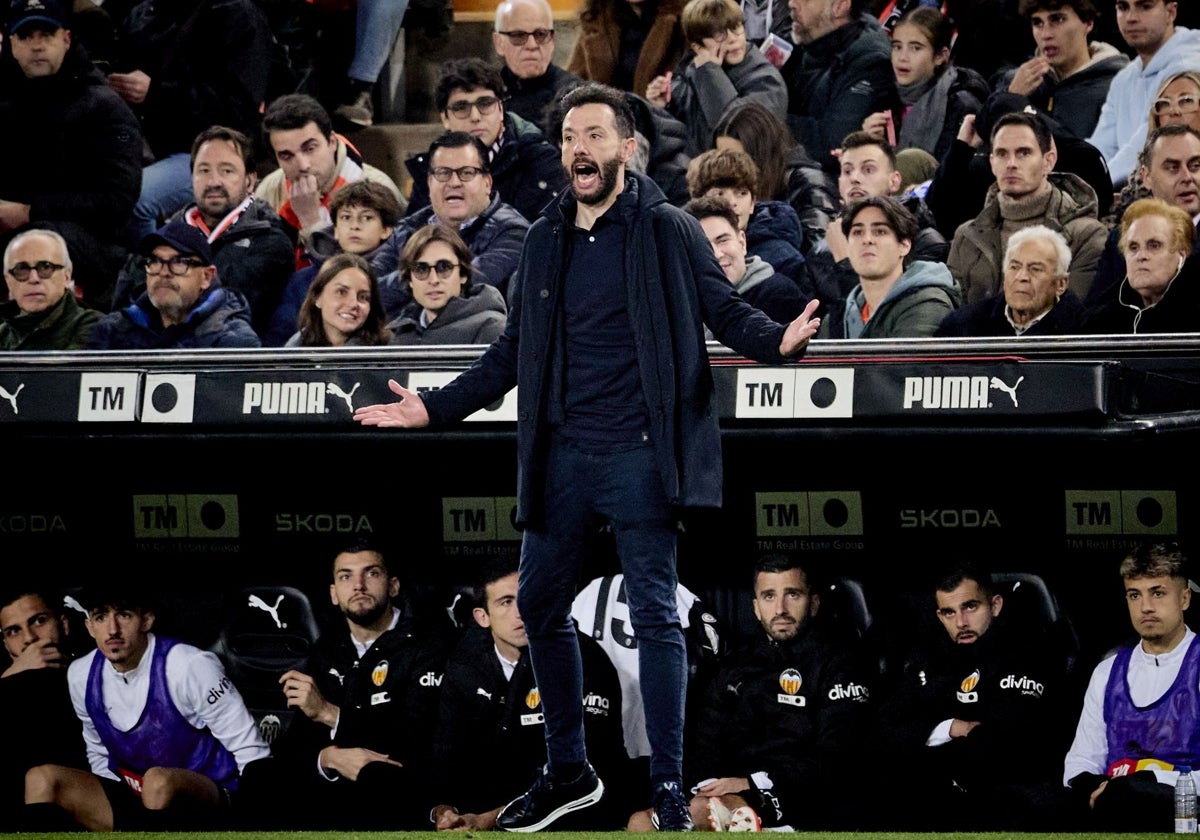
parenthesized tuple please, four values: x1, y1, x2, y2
(1176, 765, 1196, 833)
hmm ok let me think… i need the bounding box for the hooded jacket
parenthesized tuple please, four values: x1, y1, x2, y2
(406, 112, 566, 223)
(781, 12, 895, 175)
(86, 281, 261, 349)
(388, 282, 507, 345)
(0, 292, 102, 351)
(1087, 26, 1200, 186)
(732, 255, 807, 324)
(946, 172, 1108, 304)
(667, 46, 788, 157)
(747, 200, 808, 291)
(420, 171, 794, 528)
(375, 193, 531, 317)
(110, 198, 295, 338)
(993, 42, 1129, 141)
(819, 259, 961, 339)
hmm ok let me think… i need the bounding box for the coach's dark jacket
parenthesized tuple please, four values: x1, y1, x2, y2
(421, 171, 794, 528)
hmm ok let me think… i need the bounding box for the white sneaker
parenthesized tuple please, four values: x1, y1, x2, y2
(707, 798, 761, 831)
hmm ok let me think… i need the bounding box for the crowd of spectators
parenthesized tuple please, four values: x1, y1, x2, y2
(3, 0, 1200, 348)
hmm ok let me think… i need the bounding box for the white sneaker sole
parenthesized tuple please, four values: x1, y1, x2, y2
(498, 777, 605, 832)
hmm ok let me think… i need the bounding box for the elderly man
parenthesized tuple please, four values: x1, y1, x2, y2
(1088, 124, 1200, 305)
(1, 229, 101, 350)
(936, 224, 1085, 335)
(377, 131, 529, 316)
(946, 110, 1108, 304)
(87, 218, 260, 349)
(405, 57, 566, 222)
(0, 0, 143, 311)
(494, 0, 582, 125)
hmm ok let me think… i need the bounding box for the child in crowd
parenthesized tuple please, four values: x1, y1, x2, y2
(862, 6, 988, 164)
(264, 181, 402, 346)
(644, 0, 786, 157)
(686, 148, 809, 293)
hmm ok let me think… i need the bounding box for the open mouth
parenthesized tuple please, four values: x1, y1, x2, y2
(573, 160, 600, 190)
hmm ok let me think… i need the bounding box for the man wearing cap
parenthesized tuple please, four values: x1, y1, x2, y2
(23, 582, 271, 830)
(86, 218, 261, 349)
(109, 125, 296, 339)
(0, 0, 143, 312)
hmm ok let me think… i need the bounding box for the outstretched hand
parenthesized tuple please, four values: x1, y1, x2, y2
(780, 298, 821, 357)
(353, 379, 430, 428)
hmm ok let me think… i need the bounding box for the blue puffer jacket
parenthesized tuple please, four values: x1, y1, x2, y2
(87, 281, 261, 349)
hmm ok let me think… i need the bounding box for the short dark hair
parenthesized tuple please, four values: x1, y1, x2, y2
(427, 130, 492, 175)
(558, 82, 636, 140)
(262, 93, 333, 140)
(753, 553, 815, 590)
(190, 125, 255, 174)
(1142, 123, 1200, 171)
(328, 181, 404, 228)
(990, 109, 1053, 154)
(840, 130, 898, 171)
(934, 560, 996, 599)
(1018, 0, 1099, 23)
(1120, 541, 1189, 582)
(332, 539, 396, 576)
(840, 195, 920, 242)
(0, 582, 63, 615)
(473, 557, 520, 610)
(686, 148, 759, 199)
(436, 57, 507, 113)
(683, 194, 740, 231)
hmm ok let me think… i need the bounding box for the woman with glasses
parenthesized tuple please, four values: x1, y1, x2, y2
(388, 225, 506, 346)
(287, 252, 391, 347)
(644, 0, 785, 157)
(1111, 71, 1200, 220)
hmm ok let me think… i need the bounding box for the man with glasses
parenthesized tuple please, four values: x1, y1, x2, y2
(1, 229, 101, 350)
(493, 0, 582, 125)
(1087, 0, 1200, 187)
(378, 132, 529, 317)
(644, 0, 786, 157)
(406, 57, 566, 223)
(87, 218, 260, 349)
(0, 0, 143, 313)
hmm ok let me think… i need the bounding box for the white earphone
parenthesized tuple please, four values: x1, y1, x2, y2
(1180, 255, 1187, 274)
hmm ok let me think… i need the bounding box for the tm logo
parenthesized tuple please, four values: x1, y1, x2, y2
(132, 494, 239, 538)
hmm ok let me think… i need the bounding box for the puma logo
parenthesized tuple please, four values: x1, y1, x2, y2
(988, 376, 1024, 408)
(326, 382, 361, 412)
(0, 383, 25, 414)
(247, 594, 286, 629)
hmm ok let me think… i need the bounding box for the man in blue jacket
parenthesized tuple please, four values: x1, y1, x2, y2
(355, 81, 820, 833)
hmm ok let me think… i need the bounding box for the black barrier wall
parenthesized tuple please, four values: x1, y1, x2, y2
(2, 338, 1198, 676)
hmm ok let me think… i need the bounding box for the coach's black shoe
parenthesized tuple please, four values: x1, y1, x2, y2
(496, 763, 605, 832)
(651, 781, 695, 831)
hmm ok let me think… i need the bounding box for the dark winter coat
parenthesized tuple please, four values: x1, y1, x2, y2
(420, 172, 794, 528)
(86, 281, 261, 349)
(935, 288, 1086, 336)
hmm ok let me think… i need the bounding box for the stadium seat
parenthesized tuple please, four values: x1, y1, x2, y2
(209, 584, 321, 746)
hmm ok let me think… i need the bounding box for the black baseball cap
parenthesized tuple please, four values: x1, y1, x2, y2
(138, 218, 213, 265)
(7, 0, 68, 35)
